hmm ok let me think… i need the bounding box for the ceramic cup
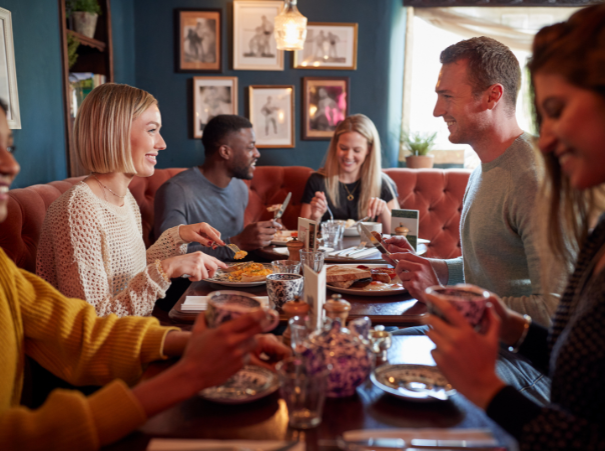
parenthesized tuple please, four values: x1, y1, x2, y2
(206, 290, 280, 332)
(424, 284, 490, 331)
(356, 222, 382, 246)
(266, 274, 304, 310)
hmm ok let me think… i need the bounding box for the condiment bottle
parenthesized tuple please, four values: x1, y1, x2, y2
(286, 237, 304, 262)
(324, 294, 351, 326)
(282, 295, 310, 347)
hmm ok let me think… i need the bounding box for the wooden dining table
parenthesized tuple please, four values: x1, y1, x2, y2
(169, 237, 428, 328)
(102, 335, 514, 451)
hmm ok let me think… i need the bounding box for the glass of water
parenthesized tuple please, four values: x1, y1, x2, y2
(321, 221, 344, 248)
(271, 260, 302, 274)
(300, 249, 325, 272)
(276, 357, 330, 429)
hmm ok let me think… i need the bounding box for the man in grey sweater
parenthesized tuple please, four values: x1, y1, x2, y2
(154, 115, 282, 261)
(386, 37, 559, 327)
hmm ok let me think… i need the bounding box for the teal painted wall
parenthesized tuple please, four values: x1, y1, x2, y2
(2, 0, 67, 188)
(133, 0, 406, 171)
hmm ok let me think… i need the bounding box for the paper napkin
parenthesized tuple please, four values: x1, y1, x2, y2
(182, 296, 269, 311)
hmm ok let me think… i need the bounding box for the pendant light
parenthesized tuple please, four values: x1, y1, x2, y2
(274, 0, 308, 51)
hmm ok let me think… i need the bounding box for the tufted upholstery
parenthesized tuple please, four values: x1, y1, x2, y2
(0, 166, 470, 273)
(384, 169, 471, 259)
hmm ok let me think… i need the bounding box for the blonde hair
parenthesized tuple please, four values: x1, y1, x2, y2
(320, 114, 392, 219)
(74, 83, 158, 174)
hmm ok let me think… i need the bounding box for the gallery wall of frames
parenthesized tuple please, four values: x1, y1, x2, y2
(177, 2, 358, 149)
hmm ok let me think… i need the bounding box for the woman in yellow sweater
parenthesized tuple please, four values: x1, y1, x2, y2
(0, 102, 290, 449)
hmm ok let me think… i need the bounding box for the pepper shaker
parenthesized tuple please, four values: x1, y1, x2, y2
(286, 237, 304, 262)
(324, 293, 351, 326)
(282, 295, 310, 347)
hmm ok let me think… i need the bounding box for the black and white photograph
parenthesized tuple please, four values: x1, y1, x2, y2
(193, 77, 238, 139)
(303, 77, 349, 140)
(294, 23, 358, 70)
(0, 7, 20, 129)
(248, 85, 294, 148)
(233, 1, 284, 71)
(177, 9, 221, 72)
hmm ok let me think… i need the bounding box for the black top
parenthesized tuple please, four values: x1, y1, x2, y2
(487, 214, 605, 450)
(300, 173, 398, 222)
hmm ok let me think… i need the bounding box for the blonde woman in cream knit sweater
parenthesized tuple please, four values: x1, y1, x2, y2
(37, 83, 228, 317)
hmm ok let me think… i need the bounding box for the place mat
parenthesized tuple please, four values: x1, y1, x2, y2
(182, 296, 269, 311)
(147, 439, 305, 451)
(343, 428, 497, 446)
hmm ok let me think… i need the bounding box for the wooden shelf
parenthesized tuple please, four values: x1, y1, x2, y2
(67, 29, 106, 52)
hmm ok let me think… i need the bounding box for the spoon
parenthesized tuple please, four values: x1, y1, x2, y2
(400, 381, 449, 401)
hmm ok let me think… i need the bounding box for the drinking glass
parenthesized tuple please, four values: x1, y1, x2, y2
(321, 221, 343, 248)
(276, 357, 330, 429)
(289, 315, 310, 354)
(300, 250, 325, 272)
(325, 219, 346, 241)
(271, 260, 302, 274)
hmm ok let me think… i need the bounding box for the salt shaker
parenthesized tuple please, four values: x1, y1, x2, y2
(286, 237, 304, 262)
(324, 294, 351, 326)
(282, 295, 310, 347)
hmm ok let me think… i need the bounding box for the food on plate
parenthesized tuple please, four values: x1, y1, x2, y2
(233, 250, 248, 260)
(395, 224, 409, 237)
(326, 265, 372, 289)
(345, 219, 356, 229)
(224, 262, 273, 282)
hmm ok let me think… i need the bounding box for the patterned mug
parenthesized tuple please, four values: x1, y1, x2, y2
(206, 290, 280, 332)
(424, 284, 490, 332)
(266, 274, 304, 310)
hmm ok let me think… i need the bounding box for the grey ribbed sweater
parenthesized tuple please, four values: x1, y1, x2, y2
(445, 133, 559, 326)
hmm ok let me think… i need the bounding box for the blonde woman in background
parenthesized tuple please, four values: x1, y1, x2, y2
(37, 83, 228, 317)
(300, 114, 398, 233)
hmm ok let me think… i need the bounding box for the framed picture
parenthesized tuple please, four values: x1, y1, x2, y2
(193, 77, 238, 139)
(293, 23, 358, 70)
(248, 85, 294, 148)
(233, 1, 284, 71)
(302, 77, 349, 140)
(0, 7, 20, 129)
(176, 9, 221, 72)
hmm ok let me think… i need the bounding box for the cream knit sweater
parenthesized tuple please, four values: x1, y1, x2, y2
(36, 182, 188, 317)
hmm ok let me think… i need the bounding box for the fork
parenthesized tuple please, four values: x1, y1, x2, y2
(226, 243, 244, 255)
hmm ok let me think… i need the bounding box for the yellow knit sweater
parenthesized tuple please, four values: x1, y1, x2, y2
(0, 249, 178, 450)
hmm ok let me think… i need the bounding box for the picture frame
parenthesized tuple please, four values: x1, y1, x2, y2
(302, 77, 350, 140)
(248, 85, 294, 148)
(176, 9, 221, 72)
(233, 1, 284, 71)
(293, 23, 358, 70)
(0, 7, 20, 129)
(193, 77, 238, 139)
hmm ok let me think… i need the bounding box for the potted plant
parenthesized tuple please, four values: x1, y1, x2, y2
(68, 0, 102, 39)
(401, 131, 437, 169)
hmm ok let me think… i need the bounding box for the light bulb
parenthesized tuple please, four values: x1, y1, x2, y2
(274, 0, 307, 51)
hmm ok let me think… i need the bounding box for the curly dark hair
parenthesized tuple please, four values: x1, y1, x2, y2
(202, 115, 253, 156)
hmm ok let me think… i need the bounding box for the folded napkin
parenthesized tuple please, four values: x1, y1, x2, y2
(273, 247, 333, 256)
(343, 428, 497, 446)
(147, 439, 305, 451)
(182, 296, 269, 311)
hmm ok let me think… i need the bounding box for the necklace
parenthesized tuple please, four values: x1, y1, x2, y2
(91, 173, 127, 199)
(341, 180, 361, 201)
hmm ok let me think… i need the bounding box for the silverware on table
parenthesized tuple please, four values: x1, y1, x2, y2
(274, 192, 292, 220)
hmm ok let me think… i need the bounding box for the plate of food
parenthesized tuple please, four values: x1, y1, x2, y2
(199, 365, 279, 404)
(205, 262, 273, 287)
(325, 264, 406, 296)
(371, 364, 456, 402)
(343, 219, 360, 237)
(271, 230, 298, 246)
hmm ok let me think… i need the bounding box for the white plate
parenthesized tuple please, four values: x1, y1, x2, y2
(273, 246, 334, 256)
(204, 263, 272, 287)
(371, 364, 456, 402)
(200, 366, 279, 404)
(271, 230, 297, 246)
(325, 264, 406, 297)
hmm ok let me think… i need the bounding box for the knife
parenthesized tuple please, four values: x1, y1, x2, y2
(360, 223, 390, 254)
(274, 192, 292, 220)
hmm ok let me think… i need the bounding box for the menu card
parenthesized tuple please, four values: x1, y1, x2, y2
(391, 209, 419, 251)
(303, 263, 326, 331)
(298, 217, 317, 250)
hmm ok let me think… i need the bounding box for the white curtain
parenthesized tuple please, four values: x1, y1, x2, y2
(414, 7, 580, 52)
